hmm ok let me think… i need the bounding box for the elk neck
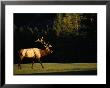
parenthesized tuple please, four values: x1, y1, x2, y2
(40, 47, 50, 57)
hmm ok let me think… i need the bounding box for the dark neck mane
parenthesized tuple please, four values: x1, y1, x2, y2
(40, 48, 49, 57)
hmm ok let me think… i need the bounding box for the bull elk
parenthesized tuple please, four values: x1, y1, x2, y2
(18, 37, 53, 69)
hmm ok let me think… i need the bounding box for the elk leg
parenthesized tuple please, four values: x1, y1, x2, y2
(32, 60, 34, 69)
(18, 63, 21, 69)
(18, 60, 22, 69)
(18, 59, 20, 69)
(38, 59, 44, 69)
(18, 56, 23, 69)
(18, 63, 20, 69)
(20, 59, 22, 69)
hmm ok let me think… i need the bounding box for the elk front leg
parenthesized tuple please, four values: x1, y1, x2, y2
(38, 59, 44, 69)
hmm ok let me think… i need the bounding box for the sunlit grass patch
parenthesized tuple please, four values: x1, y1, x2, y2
(14, 63, 97, 75)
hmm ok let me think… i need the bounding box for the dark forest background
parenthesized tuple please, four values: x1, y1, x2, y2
(14, 13, 97, 63)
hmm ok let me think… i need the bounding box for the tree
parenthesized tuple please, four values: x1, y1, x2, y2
(53, 13, 81, 37)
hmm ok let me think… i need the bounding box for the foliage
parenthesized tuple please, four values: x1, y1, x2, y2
(53, 13, 81, 37)
(14, 13, 97, 39)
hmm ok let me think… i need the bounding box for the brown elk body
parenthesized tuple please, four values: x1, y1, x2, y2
(18, 37, 53, 69)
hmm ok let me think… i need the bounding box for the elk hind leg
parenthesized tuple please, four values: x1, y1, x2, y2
(18, 56, 23, 69)
(18, 60, 22, 69)
(31, 60, 34, 69)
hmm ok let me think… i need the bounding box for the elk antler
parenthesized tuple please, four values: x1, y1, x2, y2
(35, 37, 43, 43)
(35, 37, 46, 45)
(35, 37, 52, 48)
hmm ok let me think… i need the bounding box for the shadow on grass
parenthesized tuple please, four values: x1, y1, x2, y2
(14, 70, 97, 75)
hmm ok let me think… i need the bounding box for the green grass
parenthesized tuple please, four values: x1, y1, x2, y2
(14, 63, 97, 75)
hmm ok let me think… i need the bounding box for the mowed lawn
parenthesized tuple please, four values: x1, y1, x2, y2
(14, 63, 97, 75)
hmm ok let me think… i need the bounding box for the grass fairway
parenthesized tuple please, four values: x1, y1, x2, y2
(14, 63, 97, 75)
